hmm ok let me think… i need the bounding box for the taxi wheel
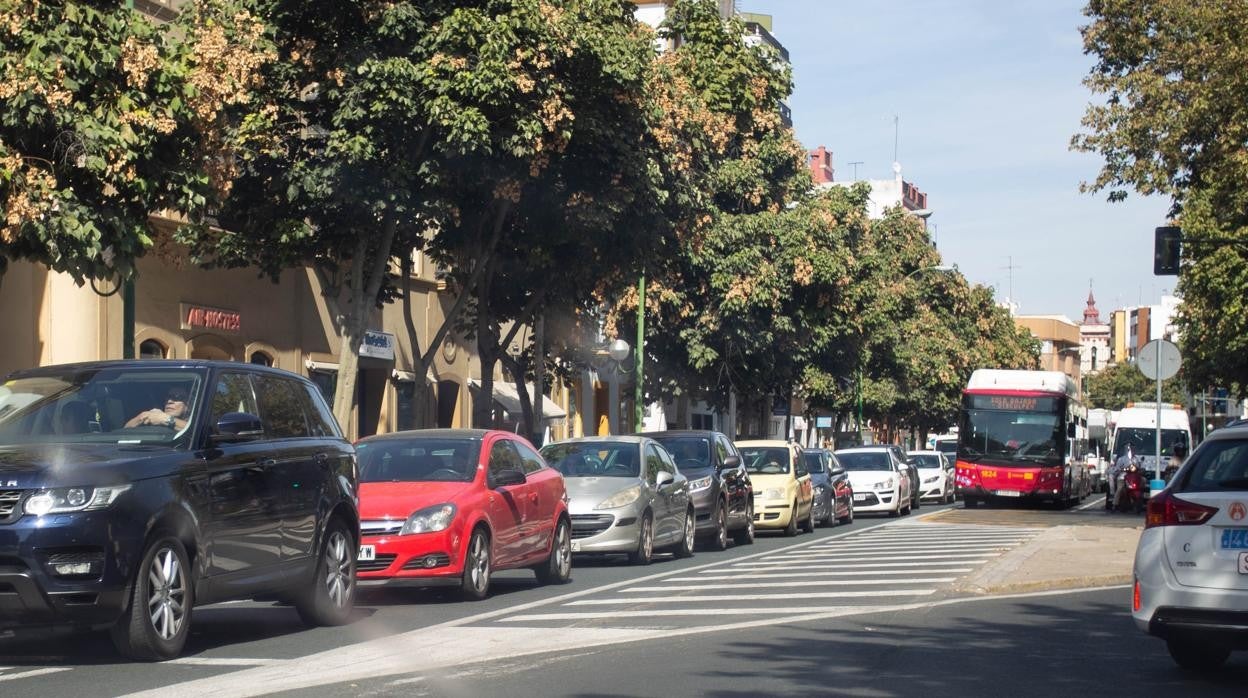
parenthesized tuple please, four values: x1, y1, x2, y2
(783, 503, 799, 536)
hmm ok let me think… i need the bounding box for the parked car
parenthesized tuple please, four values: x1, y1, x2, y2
(540, 436, 694, 565)
(835, 446, 913, 516)
(1132, 422, 1248, 671)
(887, 444, 921, 511)
(803, 448, 854, 525)
(737, 440, 815, 536)
(0, 360, 359, 660)
(642, 430, 754, 549)
(908, 450, 956, 503)
(354, 429, 571, 600)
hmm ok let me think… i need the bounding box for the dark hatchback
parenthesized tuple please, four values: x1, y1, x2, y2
(0, 360, 359, 660)
(803, 449, 854, 526)
(641, 430, 753, 549)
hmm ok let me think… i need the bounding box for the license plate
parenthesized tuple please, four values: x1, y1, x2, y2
(995, 490, 1021, 497)
(358, 544, 376, 561)
(1240, 553, 1248, 575)
(571, 540, 581, 553)
(1221, 529, 1248, 549)
(853, 494, 868, 502)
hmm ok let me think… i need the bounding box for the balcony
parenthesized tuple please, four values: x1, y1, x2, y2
(743, 22, 790, 63)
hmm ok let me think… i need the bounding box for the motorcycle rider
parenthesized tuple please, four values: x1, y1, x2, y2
(1164, 442, 1188, 482)
(1107, 444, 1136, 511)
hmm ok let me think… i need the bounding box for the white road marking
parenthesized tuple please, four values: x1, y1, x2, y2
(1076, 495, 1108, 511)
(697, 561, 983, 573)
(500, 607, 886, 622)
(814, 536, 1033, 546)
(733, 554, 999, 566)
(622, 578, 957, 591)
(0, 668, 72, 682)
(674, 568, 974, 581)
(781, 543, 1018, 553)
(565, 589, 936, 605)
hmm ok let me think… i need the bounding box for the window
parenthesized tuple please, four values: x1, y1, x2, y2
(310, 369, 337, 407)
(645, 445, 664, 483)
(249, 351, 274, 367)
(656, 445, 678, 475)
(488, 439, 523, 478)
(514, 440, 546, 475)
(691, 413, 714, 430)
(794, 448, 808, 477)
(1180, 439, 1248, 492)
(211, 373, 259, 429)
(299, 383, 340, 438)
(139, 339, 167, 360)
(713, 435, 729, 467)
(254, 375, 310, 439)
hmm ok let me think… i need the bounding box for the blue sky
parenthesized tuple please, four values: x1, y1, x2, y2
(737, 0, 1173, 318)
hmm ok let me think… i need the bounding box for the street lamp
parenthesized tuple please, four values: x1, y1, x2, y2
(607, 338, 630, 364)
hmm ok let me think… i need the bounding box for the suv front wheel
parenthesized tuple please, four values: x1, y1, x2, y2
(111, 536, 194, 661)
(296, 518, 356, 627)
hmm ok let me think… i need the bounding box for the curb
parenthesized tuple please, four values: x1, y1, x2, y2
(957, 574, 1133, 596)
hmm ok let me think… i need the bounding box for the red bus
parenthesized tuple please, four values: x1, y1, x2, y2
(955, 369, 1090, 507)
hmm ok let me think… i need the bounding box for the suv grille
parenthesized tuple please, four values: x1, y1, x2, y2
(0, 490, 23, 523)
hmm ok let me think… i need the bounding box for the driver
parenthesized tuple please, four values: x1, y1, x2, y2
(1107, 444, 1135, 511)
(125, 387, 190, 430)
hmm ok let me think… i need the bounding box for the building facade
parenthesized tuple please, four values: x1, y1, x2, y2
(1015, 315, 1083, 390)
(1078, 290, 1110, 376)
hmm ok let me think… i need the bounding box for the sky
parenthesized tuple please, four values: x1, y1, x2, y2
(736, 0, 1173, 319)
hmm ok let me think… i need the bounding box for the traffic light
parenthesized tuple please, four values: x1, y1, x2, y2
(1154, 226, 1182, 275)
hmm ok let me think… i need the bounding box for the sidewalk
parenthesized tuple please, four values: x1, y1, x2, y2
(915, 508, 1143, 595)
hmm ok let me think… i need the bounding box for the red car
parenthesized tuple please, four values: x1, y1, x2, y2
(354, 429, 572, 599)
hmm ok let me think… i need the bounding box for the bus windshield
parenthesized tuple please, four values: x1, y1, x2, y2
(958, 409, 1064, 466)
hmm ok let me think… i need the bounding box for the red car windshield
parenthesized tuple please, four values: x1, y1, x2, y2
(357, 438, 480, 483)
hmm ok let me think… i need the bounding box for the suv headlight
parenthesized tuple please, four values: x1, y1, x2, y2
(595, 485, 641, 510)
(400, 503, 456, 534)
(24, 485, 131, 516)
(687, 476, 713, 493)
(872, 478, 893, 490)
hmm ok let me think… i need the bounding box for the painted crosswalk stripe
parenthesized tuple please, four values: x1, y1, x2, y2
(566, 589, 936, 605)
(167, 657, 281, 667)
(824, 535, 1033, 545)
(732, 555, 996, 567)
(0, 668, 71, 682)
(500, 606, 896, 622)
(784, 543, 1018, 553)
(738, 552, 1000, 563)
(675, 568, 974, 581)
(621, 578, 957, 592)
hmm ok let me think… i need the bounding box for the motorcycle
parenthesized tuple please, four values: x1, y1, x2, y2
(1117, 461, 1148, 514)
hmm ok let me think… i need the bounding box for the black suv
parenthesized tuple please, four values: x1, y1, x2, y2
(0, 360, 359, 660)
(642, 430, 754, 549)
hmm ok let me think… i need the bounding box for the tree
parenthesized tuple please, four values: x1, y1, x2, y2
(1073, 0, 1248, 391)
(0, 0, 270, 285)
(180, 0, 649, 431)
(1086, 362, 1184, 411)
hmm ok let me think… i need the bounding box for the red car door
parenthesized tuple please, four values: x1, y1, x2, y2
(513, 439, 560, 559)
(485, 437, 526, 567)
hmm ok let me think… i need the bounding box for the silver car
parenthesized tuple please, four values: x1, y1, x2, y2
(541, 436, 695, 565)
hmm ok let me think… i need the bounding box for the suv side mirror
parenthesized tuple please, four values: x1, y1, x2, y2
(655, 470, 674, 487)
(831, 467, 845, 476)
(211, 412, 264, 444)
(722, 454, 741, 469)
(491, 468, 526, 488)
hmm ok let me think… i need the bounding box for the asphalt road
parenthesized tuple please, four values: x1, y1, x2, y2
(3, 498, 1223, 697)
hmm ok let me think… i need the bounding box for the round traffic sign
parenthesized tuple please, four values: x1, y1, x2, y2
(1138, 339, 1181, 380)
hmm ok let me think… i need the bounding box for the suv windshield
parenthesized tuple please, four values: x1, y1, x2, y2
(1179, 438, 1248, 492)
(541, 442, 640, 478)
(837, 452, 891, 471)
(357, 438, 479, 483)
(653, 436, 711, 470)
(741, 447, 790, 475)
(0, 368, 205, 446)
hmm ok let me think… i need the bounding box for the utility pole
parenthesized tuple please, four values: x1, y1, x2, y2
(892, 114, 900, 164)
(848, 161, 863, 181)
(634, 274, 645, 432)
(1002, 256, 1021, 308)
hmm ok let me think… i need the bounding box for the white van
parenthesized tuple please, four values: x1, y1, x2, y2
(1109, 402, 1192, 479)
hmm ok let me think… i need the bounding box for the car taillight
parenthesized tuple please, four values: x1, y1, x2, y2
(1132, 578, 1141, 612)
(1145, 491, 1218, 529)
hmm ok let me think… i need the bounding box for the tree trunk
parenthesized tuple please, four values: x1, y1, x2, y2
(399, 253, 434, 428)
(509, 353, 535, 442)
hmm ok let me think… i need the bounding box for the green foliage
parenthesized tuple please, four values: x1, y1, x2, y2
(0, 0, 266, 282)
(1074, 0, 1248, 390)
(1086, 362, 1185, 411)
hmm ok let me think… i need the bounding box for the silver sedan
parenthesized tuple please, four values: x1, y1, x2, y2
(541, 436, 695, 565)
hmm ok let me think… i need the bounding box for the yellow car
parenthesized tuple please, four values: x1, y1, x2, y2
(736, 440, 815, 536)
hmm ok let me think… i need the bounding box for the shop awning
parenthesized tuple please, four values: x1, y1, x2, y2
(469, 379, 566, 420)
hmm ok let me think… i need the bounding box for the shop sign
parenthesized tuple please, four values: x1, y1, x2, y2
(180, 303, 241, 333)
(359, 330, 396, 361)
(815, 417, 833, 429)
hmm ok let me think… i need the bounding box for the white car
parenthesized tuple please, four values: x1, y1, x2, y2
(908, 450, 955, 503)
(834, 446, 913, 516)
(1132, 423, 1248, 670)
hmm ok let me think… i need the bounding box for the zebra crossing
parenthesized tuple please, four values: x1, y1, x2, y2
(483, 521, 1041, 630)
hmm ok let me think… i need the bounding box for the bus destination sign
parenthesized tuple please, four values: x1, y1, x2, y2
(966, 395, 1059, 412)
